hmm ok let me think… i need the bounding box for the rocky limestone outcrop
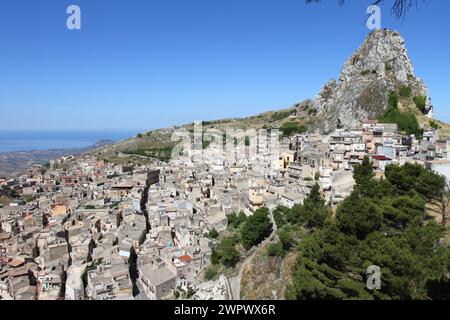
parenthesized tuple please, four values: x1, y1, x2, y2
(311, 29, 432, 133)
(193, 275, 229, 300)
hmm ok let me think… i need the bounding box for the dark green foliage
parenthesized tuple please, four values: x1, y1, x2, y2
(21, 195, 34, 203)
(39, 162, 50, 175)
(107, 173, 120, 179)
(280, 122, 307, 137)
(353, 156, 374, 188)
(204, 265, 219, 281)
(272, 206, 289, 228)
(278, 228, 295, 251)
(270, 109, 297, 121)
(123, 146, 174, 161)
(241, 207, 272, 250)
(208, 228, 219, 239)
(202, 140, 211, 149)
(429, 120, 440, 130)
(286, 204, 301, 224)
(227, 211, 247, 230)
(378, 92, 422, 137)
(186, 286, 196, 298)
(380, 194, 426, 230)
(288, 184, 331, 229)
(353, 156, 379, 198)
(81, 259, 103, 286)
(286, 163, 450, 300)
(267, 241, 286, 257)
(361, 69, 377, 76)
(413, 96, 427, 114)
(336, 195, 382, 239)
(385, 163, 446, 202)
(211, 237, 240, 267)
(399, 85, 412, 98)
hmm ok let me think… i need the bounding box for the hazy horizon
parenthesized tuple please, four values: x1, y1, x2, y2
(0, 129, 141, 153)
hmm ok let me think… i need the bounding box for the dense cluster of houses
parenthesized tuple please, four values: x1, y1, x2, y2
(1, 120, 449, 300)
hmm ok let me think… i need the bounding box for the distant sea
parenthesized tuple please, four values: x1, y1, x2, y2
(0, 130, 141, 153)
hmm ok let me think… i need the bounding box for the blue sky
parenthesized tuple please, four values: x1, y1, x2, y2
(0, 0, 449, 131)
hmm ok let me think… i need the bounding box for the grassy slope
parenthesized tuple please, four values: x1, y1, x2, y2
(91, 96, 450, 165)
(240, 250, 298, 300)
(91, 106, 307, 163)
(398, 97, 450, 139)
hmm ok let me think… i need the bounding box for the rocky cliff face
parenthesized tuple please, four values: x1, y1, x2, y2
(311, 29, 432, 132)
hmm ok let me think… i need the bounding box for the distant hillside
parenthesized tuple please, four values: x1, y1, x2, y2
(91, 107, 309, 164)
(0, 140, 114, 178)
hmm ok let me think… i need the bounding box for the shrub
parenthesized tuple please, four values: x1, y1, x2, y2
(272, 206, 289, 228)
(211, 237, 240, 267)
(208, 228, 219, 239)
(399, 86, 412, 98)
(241, 207, 272, 250)
(280, 122, 307, 136)
(413, 96, 427, 114)
(204, 266, 219, 281)
(202, 140, 211, 150)
(379, 92, 422, 138)
(123, 146, 174, 161)
(271, 109, 297, 121)
(227, 211, 247, 230)
(429, 120, 440, 130)
(267, 242, 285, 257)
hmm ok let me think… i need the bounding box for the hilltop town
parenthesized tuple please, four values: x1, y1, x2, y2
(1, 111, 449, 300)
(1, 29, 449, 300)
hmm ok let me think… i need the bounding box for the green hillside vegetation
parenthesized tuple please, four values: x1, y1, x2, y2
(123, 146, 174, 161)
(241, 207, 273, 250)
(93, 106, 309, 164)
(280, 122, 308, 137)
(413, 96, 427, 114)
(211, 236, 240, 267)
(399, 85, 412, 98)
(378, 92, 423, 137)
(210, 207, 273, 269)
(280, 157, 450, 300)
